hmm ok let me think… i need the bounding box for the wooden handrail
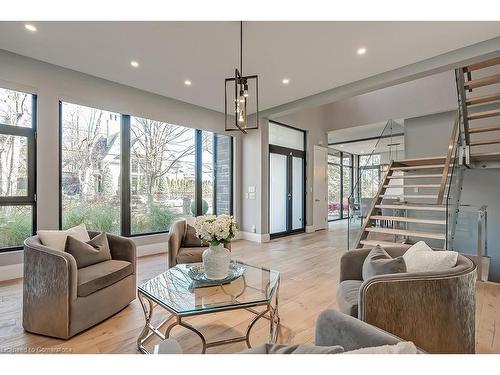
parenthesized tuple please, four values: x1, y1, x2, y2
(437, 113, 459, 204)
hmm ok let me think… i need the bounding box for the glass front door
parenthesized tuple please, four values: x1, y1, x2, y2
(269, 147, 305, 237)
(269, 122, 306, 238)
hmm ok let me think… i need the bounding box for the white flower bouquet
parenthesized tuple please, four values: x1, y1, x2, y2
(194, 214, 239, 246)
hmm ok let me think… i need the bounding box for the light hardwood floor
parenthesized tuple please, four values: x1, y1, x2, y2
(0, 222, 499, 353)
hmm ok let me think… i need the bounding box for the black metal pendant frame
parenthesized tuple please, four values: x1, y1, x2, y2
(225, 69, 259, 134)
(224, 21, 259, 134)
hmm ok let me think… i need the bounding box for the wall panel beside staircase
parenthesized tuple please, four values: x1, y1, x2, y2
(404, 111, 456, 249)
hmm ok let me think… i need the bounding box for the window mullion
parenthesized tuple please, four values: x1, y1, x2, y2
(121, 115, 131, 236)
(195, 129, 203, 217)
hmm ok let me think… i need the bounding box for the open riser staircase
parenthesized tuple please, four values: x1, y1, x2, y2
(457, 56, 500, 161)
(354, 155, 454, 249)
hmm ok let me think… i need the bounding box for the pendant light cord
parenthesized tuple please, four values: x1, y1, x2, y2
(240, 21, 243, 75)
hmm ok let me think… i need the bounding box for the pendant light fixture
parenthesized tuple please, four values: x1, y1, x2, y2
(225, 21, 259, 134)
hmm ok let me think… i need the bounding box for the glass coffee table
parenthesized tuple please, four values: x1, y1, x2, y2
(137, 261, 280, 354)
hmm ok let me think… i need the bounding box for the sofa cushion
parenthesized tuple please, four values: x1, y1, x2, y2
(242, 343, 344, 354)
(403, 241, 458, 273)
(362, 245, 406, 281)
(336, 280, 363, 318)
(37, 223, 90, 251)
(176, 247, 205, 264)
(77, 260, 133, 297)
(65, 232, 112, 269)
(181, 224, 207, 247)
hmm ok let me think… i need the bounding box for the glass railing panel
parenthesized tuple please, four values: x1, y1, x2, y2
(448, 203, 488, 281)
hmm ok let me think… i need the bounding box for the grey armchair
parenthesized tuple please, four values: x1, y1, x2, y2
(167, 219, 231, 268)
(336, 246, 476, 353)
(23, 231, 136, 339)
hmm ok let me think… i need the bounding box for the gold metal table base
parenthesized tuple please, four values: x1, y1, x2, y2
(137, 280, 280, 354)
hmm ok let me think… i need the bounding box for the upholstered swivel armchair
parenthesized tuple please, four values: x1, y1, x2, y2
(167, 219, 231, 268)
(23, 231, 136, 339)
(336, 246, 476, 353)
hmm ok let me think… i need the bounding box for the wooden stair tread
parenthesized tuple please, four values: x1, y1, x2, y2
(466, 93, 500, 106)
(465, 57, 500, 72)
(379, 194, 438, 199)
(370, 215, 446, 225)
(469, 125, 500, 134)
(375, 204, 446, 212)
(464, 74, 500, 90)
(470, 139, 500, 146)
(359, 240, 411, 248)
(470, 152, 500, 162)
(468, 109, 500, 120)
(387, 174, 442, 179)
(391, 164, 444, 171)
(383, 184, 440, 188)
(365, 227, 445, 240)
(395, 156, 446, 165)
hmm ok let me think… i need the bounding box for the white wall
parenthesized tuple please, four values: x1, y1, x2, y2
(0, 49, 242, 273)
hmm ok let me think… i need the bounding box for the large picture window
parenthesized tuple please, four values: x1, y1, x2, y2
(60, 102, 233, 237)
(130, 116, 195, 234)
(60, 102, 121, 233)
(0, 87, 37, 251)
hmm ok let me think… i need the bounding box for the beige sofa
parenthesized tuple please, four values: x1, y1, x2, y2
(336, 246, 476, 353)
(23, 231, 136, 339)
(167, 219, 230, 268)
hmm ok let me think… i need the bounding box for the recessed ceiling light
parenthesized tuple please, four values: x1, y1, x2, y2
(282, 78, 290, 85)
(184, 80, 192, 86)
(24, 24, 37, 32)
(130, 61, 139, 68)
(357, 47, 367, 55)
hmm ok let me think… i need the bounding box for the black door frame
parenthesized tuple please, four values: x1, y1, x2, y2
(268, 121, 306, 239)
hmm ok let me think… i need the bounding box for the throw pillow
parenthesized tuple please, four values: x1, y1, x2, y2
(344, 341, 418, 354)
(65, 232, 112, 268)
(37, 223, 91, 251)
(403, 241, 458, 273)
(182, 224, 207, 247)
(362, 245, 407, 281)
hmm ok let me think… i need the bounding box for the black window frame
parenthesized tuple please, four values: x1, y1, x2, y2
(328, 150, 353, 222)
(59, 102, 233, 237)
(357, 153, 382, 200)
(0, 90, 37, 253)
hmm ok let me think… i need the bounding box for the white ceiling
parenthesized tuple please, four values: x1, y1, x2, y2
(0, 21, 499, 113)
(328, 120, 404, 144)
(329, 120, 404, 155)
(329, 135, 405, 156)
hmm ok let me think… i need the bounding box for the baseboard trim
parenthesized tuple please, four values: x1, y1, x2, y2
(0, 263, 23, 282)
(236, 231, 270, 243)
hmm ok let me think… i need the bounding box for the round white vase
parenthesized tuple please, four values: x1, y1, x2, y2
(202, 243, 231, 280)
